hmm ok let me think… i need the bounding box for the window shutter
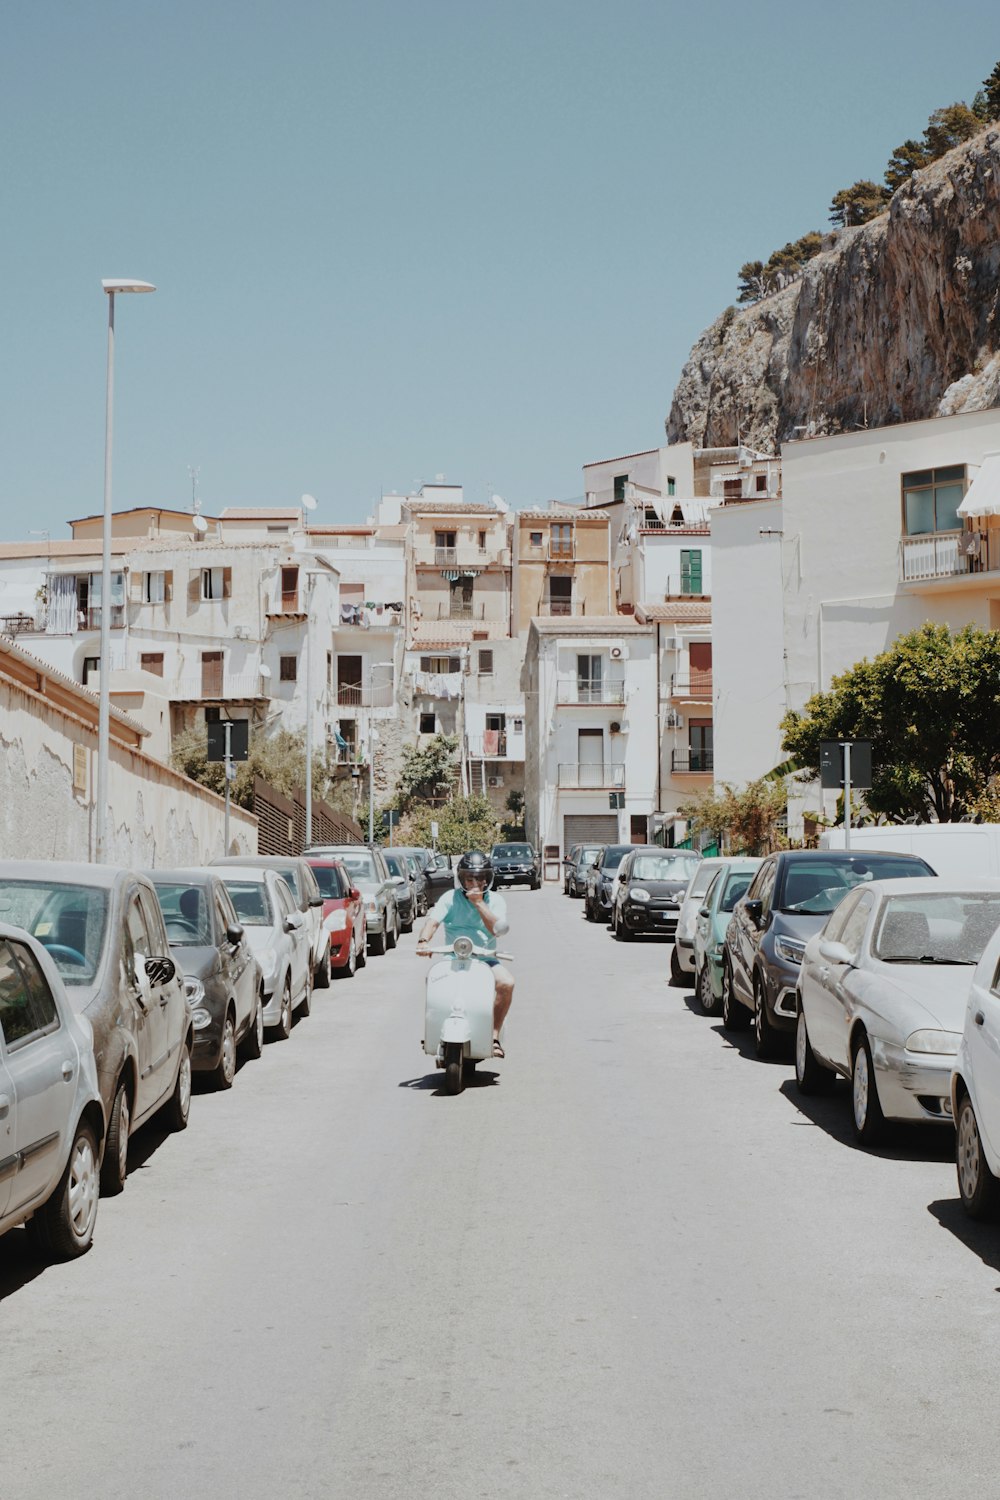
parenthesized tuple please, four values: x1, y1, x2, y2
(188, 571, 201, 604)
(131, 571, 144, 602)
(222, 566, 232, 599)
(164, 570, 173, 602)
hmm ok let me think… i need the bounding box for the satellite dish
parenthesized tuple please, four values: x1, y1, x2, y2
(192, 513, 208, 535)
(301, 493, 318, 512)
(259, 664, 272, 679)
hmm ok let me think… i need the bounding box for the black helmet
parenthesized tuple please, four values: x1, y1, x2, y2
(456, 850, 494, 892)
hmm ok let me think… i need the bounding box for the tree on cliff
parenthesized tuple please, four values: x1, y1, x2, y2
(922, 102, 982, 158)
(980, 61, 1000, 119)
(736, 260, 767, 304)
(884, 137, 929, 192)
(828, 180, 891, 228)
(780, 624, 1000, 823)
(736, 234, 822, 304)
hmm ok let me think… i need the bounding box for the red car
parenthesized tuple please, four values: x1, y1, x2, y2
(306, 858, 367, 979)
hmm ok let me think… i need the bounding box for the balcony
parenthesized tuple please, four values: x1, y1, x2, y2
(670, 670, 713, 699)
(557, 763, 626, 788)
(898, 529, 1000, 583)
(556, 679, 626, 705)
(537, 599, 585, 618)
(467, 732, 524, 760)
(265, 593, 306, 619)
(672, 750, 713, 773)
(0, 613, 41, 637)
(336, 682, 395, 709)
(168, 673, 271, 703)
(414, 547, 510, 569)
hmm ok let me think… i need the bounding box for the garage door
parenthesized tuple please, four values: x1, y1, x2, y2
(563, 814, 619, 850)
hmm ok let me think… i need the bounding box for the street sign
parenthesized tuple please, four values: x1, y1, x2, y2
(431, 821, 439, 839)
(207, 719, 249, 763)
(382, 810, 400, 830)
(820, 740, 872, 789)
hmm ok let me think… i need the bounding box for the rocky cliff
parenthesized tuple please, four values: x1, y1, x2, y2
(667, 129, 1000, 451)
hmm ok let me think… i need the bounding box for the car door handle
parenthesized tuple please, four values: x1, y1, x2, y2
(975, 1011, 985, 1027)
(0, 1093, 9, 1119)
(61, 1060, 75, 1081)
(818, 967, 830, 981)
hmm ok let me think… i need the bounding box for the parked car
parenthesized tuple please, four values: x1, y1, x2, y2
(403, 855, 429, 918)
(212, 856, 329, 988)
(584, 845, 634, 923)
(421, 853, 457, 902)
(0, 861, 192, 1196)
(305, 845, 399, 956)
(383, 850, 417, 932)
(671, 857, 729, 983)
(953, 913, 1000, 1218)
(608, 848, 702, 939)
(490, 843, 541, 890)
(0, 925, 105, 1259)
(692, 859, 762, 1015)
(563, 844, 604, 898)
(387, 846, 435, 914)
(221, 869, 312, 1034)
(795, 878, 1000, 1144)
(147, 870, 263, 1088)
(722, 848, 936, 1059)
(304, 858, 367, 979)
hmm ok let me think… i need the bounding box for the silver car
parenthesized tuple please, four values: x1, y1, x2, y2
(0, 924, 105, 1258)
(0, 862, 192, 1197)
(796, 877, 1000, 1145)
(304, 845, 400, 956)
(220, 870, 311, 1040)
(212, 856, 329, 988)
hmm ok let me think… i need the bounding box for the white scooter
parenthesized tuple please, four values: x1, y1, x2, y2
(423, 935, 513, 1094)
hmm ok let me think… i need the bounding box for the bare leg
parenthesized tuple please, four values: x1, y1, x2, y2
(493, 964, 514, 1054)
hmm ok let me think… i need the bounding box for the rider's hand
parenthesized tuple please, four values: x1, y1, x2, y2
(416, 945, 433, 957)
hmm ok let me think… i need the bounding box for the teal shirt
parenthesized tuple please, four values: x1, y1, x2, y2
(429, 888, 507, 952)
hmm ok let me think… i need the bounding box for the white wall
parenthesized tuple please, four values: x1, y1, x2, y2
(639, 535, 712, 600)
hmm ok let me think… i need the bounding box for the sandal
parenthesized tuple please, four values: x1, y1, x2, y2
(492, 1038, 505, 1059)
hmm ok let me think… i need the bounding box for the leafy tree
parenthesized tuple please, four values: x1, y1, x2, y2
(171, 725, 334, 812)
(922, 102, 982, 159)
(780, 623, 1000, 823)
(501, 788, 526, 841)
(678, 779, 789, 856)
(397, 795, 500, 855)
(980, 61, 1000, 120)
(828, 180, 891, 228)
(737, 260, 767, 304)
(884, 137, 929, 192)
(393, 734, 459, 811)
(737, 235, 822, 305)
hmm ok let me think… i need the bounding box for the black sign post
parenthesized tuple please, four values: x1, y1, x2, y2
(819, 740, 872, 849)
(207, 720, 249, 852)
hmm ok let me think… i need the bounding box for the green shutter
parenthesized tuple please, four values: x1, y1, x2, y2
(680, 549, 702, 594)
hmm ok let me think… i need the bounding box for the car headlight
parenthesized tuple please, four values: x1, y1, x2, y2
(774, 936, 806, 965)
(183, 976, 205, 1005)
(191, 1007, 212, 1030)
(711, 942, 724, 958)
(324, 909, 349, 932)
(629, 887, 650, 903)
(364, 896, 378, 913)
(905, 1029, 962, 1056)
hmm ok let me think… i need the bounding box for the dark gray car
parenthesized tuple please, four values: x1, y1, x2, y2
(584, 845, 634, 922)
(147, 871, 263, 1089)
(0, 861, 192, 1197)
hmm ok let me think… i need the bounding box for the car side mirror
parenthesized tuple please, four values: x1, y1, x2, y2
(350, 887, 361, 902)
(309, 895, 324, 907)
(144, 955, 176, 986)
(818, 939, 853, 965)
(699, 906, 710, 918)
(284, 913, 304, 932)
(226, 923, 245, 947)
(390, 875, 406, 886)
(744, 898, 763, 927)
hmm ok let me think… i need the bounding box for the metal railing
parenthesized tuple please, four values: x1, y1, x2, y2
(671, 750, 713, 773)
(896, 529, 998, 582)
(467, 732, 515, 758)
(557, 763, 626, 788)
(414, 546, 510, 568)
(336, 682, 395, 708)
(79, 606, 126, 631)
(537, 599, 584, 618)
(0, 613, 39, 636)
(167, 673, 271, 701)
(556, 679, 626, 705)
(670, 671, 713, 698)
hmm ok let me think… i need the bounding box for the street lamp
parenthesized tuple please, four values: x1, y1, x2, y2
(367, 660, 394, 842)
(95, 278, 155, 863)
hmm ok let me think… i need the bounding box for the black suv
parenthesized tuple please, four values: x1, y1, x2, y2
(584, 844, 634, 922)
(490, 843, 541, 889)
(722, 848, 935, 1058)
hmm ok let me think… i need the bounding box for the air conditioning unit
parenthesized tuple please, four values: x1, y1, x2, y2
(488, 775, 504, 787)
(610, 645, 628, 661)
(233, 625, 248, 640)
(665, 709, 682, 728)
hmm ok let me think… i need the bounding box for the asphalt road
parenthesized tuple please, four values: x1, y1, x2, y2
(4, 885, 1000, 1500)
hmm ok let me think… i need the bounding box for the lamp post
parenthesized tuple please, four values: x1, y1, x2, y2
(95, 278, 155, 863)
(367, 660, 394, 842)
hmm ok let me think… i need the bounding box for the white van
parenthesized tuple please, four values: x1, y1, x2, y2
(819, 823, 1000, 879)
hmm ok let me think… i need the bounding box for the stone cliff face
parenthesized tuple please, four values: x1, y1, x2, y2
(667, 129, 1000, 451)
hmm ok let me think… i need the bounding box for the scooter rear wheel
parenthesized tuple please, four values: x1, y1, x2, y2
(444, 1043, 464, 1095)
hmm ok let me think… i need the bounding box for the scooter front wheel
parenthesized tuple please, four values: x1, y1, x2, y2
(444, 1042, 464, 1095)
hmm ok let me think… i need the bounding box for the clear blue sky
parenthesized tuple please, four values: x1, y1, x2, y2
(2, 0, 999, 536)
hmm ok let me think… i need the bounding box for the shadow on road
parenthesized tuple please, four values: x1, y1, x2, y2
(126, 1118, 173, 1177)
(779, 1078, 956, 1162)
(708, 1021, 792, 1066)
(0, 1228, 47, 1302)
(926, 1197, 1000, 1275)
(398, 1069, 500, 1094)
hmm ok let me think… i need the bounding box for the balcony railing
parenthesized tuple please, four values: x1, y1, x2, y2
(672, 750, 713, 773)
(77, 606, 126, 631)
(670, 671, 713, 699)
(537, 599, 584, 618)
(467, 732, 518, 759)
(898, 529, 1000, 582)
(336, 682, 395, 708)
(556, 679, 626, 705)
(557, 763, 626, 788)
(168, 673, 271, 702)
(0, 613, 40, 637)
(414, 547, 510, 569)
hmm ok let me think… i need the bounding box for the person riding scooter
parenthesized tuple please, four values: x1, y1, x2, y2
(416, 850, 513, 1057)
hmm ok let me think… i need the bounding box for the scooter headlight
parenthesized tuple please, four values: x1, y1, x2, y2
(452, 936, 474, 960)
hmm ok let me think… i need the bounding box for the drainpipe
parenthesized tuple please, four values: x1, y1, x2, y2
(656, 620, 662, 818)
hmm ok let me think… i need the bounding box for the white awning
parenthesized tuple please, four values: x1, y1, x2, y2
(958, 454, 1000, 517)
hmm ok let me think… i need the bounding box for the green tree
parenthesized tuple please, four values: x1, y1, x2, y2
(737, 260, 767, 304)
(171, 725, 334, 811)
(398, 794, 500, 855)
(884, 137, 929, 192)
(501, 788, 525, 840)
(980, 61, 1000, 120)
(828, 180, 891, 228)
(780, 623, 1000, 823)
(393, 734, 459, 811)
(678, 779, 789, 856)
(922, 101, 982, 159)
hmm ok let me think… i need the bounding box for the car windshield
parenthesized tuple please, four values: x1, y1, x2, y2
(631, 854, 700, 882)
(687, 863, 718, 897)
(339, 852, 377, 882)
(779, 856, 930, 915)
(493, 845, 532, 859)
(578, 847, 602, 865)
(0, 880, 109, 985)
(310, 865, 346, 899)
(721, 873, 755, 913)
(154, 883, 214, 945)
(223, 881, 273, 927)
(873, 892, 1000, 964)
(384, 854, 407, 878)
(602, 849, 629, 872)
(271, 866, 302, 901)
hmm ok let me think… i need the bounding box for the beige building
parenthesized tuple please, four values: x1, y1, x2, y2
(512, 509, 613, 632)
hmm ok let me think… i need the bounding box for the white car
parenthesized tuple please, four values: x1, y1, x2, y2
(219, 871, 311, 1041)
(0, 923, 104, 1258)
(671, 857, 729, 983)
(953, 919, 1000, 1219)
(796, 877, 1000, 1146)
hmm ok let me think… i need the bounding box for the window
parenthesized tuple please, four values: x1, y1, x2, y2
(337, 654, 363, 704)
(667, 476, 676, 496)
(199, 566, 231, 601)
(756, 474, 768, 493)
(477, 649, 494, 675)
(419, 712, 436, 734)
(547, 575, 572, 614)
(839, 893, 875, 959)
(419, 655, 461, 673)
(680, 549, 703, 594)
(82, 656, 99, 685)
(327, 651, 333, 688)
(613, 475, 628, 503)
(280, 566, 299, 611)
(823, 889, 862, 944)
(201, 651, 223, 697)
(688, 719, 713, 771)
(478, 530, 487, 550)
(140, 653, 164, 677)
(0, 941, 37, 1046)
(449, 577, 473, 618)
(577, 654, 603, 702)
(279, 655, 298, 682)
(902, 465, 966, 536)
(529, 531, 543, 547)
(434, 530, 456, 559)
(550, 523, 573, 557)
(143, 570, 171, 603)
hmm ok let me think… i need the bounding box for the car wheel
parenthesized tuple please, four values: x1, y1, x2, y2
(100, 1078, 131, 1197)
(165, 1039, 192, 1131)
(669, 947, 684, 986)
(956, 1092, 1000, 1220)
(242, 989, 264, 1060)
(795, 1005, 833, 1094)
(753, 975, 777, 1060)
(369, 925, 387, 957)
(298, 973, 313, 1017)
(697, 962, 720, 1017)
(215, 1011, 237, 1089)
(851, 1033, 886, 1146)
(338, 933, 357, 979)
(614, 908, 630, 941)
(722, 959, 748, 1031)
(314, 945, 331, 990)
(32, 1120, 100, 1260)
(273, 980, 292, 1040)
(584, 894, 594, 922)
(386, 911, 398, 950)
(356, 926, 367, 968)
